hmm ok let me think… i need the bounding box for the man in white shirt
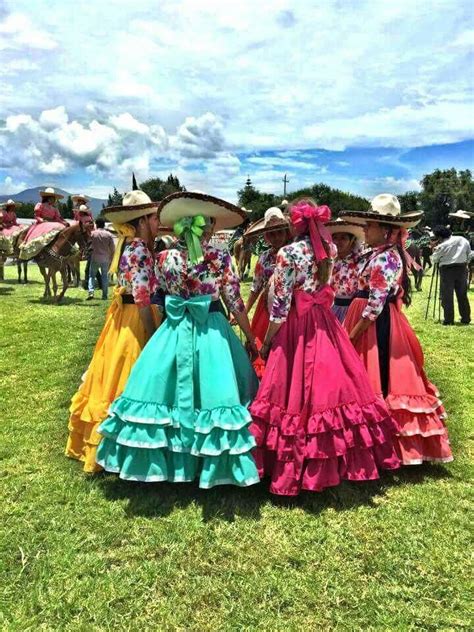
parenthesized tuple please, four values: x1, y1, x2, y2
(432, 225, 471, 325)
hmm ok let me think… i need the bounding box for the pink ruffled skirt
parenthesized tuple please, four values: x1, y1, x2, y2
(344, 297, 453, 465)
(249, 287, 401, 496)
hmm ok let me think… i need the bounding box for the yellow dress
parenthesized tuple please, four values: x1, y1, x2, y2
(66, 238, 160, 472)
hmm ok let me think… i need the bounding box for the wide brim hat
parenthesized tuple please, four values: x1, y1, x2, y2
(244, 206, 291, 238)
(158, 191, 246, 231)
(39, 187, 64, 200)
(340, 193, 422, 229)
(72, 194, 90, 205)
(449, 210, 472, 220)
(1, 199, 22, 208)
(103, 190, 158, 224)
(326, 218, 364, 242)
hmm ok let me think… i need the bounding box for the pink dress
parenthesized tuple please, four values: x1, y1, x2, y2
(23, 203, 66, 243)
(249, 235, 401, 496)
(343, 245, 453, 465)
(0, 209, 25, 254)
(250, 248, 277, 378)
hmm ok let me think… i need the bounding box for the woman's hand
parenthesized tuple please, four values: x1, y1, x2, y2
(260, 341, 271, 360)
(245, 338, 259, 361)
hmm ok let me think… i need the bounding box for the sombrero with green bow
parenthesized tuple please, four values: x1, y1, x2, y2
(158, 191, 246, 263)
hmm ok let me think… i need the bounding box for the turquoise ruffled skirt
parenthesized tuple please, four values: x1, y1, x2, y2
(96, 295, 260, 488)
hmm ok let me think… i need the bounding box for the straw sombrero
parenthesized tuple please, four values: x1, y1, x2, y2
(448, 210, 472, 220)
(103, 190, 158, 224)
(341, 194, 422, 229)
(326, 217, 364, 243)
(39, 187, 64, 200)
(244, 207, 290, 238)
(158, 191, 246, 231)
(0, 199, 22, 208)
(72, 193, 90, 205)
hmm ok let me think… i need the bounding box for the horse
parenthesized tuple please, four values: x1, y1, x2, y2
(34, 222, 91, 302)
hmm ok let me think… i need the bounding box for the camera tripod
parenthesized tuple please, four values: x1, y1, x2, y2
(424, 263, 441, 322)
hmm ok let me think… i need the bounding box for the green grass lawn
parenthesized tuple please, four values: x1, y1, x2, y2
(0, 263, 473, 630)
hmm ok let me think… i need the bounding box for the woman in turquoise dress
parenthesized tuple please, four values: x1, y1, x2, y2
(96, 192, 260, 488)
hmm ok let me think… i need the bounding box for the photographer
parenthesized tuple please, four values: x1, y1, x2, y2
(432, 225, 471, 325)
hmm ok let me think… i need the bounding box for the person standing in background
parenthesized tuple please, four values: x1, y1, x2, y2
(432, 225, 471, 325)
(87, 218, 115, 300)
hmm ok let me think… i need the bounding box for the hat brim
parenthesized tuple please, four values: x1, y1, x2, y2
(103, 203, 157, 224)
(244, 217, 290, 238)
(326, 220, 365, 242)
(158, 192, 246, 231)
(449, 212, 472, 220)
(1, 201, 22, 208)
(39, 190, 64, 200)
(72, 195, 90, 204)
(340, 210, 422, 229)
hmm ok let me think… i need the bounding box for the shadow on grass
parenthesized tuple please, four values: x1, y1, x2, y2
(0, 278, 42, 286)
(0, 286, 15, 295)
(27, 296, 94, 306)
(91, 460, 453, 523)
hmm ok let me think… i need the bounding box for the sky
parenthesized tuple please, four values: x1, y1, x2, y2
(0, 0, 473, 202)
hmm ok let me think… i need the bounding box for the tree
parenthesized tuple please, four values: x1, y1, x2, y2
(398, 191, 420, 214)
(61, 195, 74, 219)
(420, 168, 474, 226)
(286, 183, 368, 216)
(237, 177, 279, 220)
(107, 187, 123, 207)
(139, 174, 185, 201)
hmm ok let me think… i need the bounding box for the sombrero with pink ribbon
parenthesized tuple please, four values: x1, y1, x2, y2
(289, 199, 335, 261)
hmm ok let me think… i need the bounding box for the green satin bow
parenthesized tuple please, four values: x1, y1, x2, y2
(173, 215, 207, 263)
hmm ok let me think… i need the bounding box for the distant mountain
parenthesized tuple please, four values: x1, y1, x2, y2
(0, 186, 107, 215)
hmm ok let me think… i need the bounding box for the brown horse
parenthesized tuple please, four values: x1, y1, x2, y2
(34, 223, 91, 302)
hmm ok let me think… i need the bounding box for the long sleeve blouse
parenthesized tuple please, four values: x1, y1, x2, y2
(330, 244, 365, 298)
(250, 248, 277, 295)
(358, 246, 403, 321)
(270, 235, 335, 323)
(0, 210, 19, 229)
(118, 238, 157, 308)
(155, 240, 245, 313)
(34, 202, 64, 223)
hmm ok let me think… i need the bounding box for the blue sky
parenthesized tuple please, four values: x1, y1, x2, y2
(0, 0, 473, 201)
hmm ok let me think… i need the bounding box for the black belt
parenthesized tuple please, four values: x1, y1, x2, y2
(121, 294, 135, 304)
(334, 296, 353, 307)
(209, 299, 227, 316)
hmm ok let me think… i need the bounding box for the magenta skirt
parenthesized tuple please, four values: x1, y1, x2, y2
(249, 286, 401, 496)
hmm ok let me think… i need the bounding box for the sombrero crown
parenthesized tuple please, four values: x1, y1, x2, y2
(72, 193, 90, 204)
(40, 187, 64, 200)
(158, 191, 246, 231)
(103, 190, 157, 224)
(325, 217, 364, 242)
(341, 193, 422, 229)
(244, 206, 290, 238)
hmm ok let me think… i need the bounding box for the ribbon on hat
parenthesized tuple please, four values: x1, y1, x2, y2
(290, 202, 333, 262)
(109, 223, 136, 275)
(173, 215, 207, 264)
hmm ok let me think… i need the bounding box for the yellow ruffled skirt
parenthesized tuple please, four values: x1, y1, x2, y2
(66, 290, 160, 472)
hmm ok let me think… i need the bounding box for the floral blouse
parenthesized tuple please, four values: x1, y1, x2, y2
(270, 235, 336, 323)
(118, 238, 157, 308)
(34, 203, 64, 223)
(251, 248, 277, 295)
(330, 244, 365, 298)
(0, 210, 18, 229)
(156, 240, 245, 313)
(359, 246, 403, 321)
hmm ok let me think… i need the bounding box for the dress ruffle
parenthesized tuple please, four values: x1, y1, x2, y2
(19, 224, 63, 260)
(250, 397, 400, 496)
(65, 299, 157, 473)
(249, 288, 401, 496)
(97, 402, 259, 487)
(96, 305, 260, 488)
(344, 297, 453, 466)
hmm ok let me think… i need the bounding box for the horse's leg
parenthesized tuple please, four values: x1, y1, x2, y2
(17, 259, 22, 283)
(23, 262, 28, 283)
(51, 268, 59, 299)
(57, 266, 68, 303)
(0, 257, 4, 281)
(38, 265, 49, 298)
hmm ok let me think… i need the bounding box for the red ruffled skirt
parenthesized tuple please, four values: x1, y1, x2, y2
(251, 293, 270, 379)
(249, 286, 401, 496)
(344, 297, 453, 465)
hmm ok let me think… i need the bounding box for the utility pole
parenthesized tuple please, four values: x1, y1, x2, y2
(282, 174, 289, 197)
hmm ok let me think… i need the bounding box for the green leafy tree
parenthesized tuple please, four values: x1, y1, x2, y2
(284, 183, 368, 216)
(18, 202, 35, 219)
(106, 187, 123, 207)
(420, 168, 474, 226)
(60, 195, 74, 219)
(398, 191, 420, 214)
(139, 174, 185, 201)
(237, 177, 279, 220)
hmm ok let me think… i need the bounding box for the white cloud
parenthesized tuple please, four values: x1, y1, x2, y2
(174, 113, 225, 159)
(39, 106, 69, 130)
(361, 176, 422, 196)
(0, 13, 57, 50)
(0, 175, 28, 195)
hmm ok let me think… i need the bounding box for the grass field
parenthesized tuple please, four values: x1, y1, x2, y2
(0, 263, 473, 630)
